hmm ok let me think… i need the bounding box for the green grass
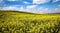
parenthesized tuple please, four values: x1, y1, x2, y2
(0, 10, 60, 33)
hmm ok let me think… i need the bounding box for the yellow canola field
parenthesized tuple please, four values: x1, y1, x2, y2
(0, 11, 60, 33)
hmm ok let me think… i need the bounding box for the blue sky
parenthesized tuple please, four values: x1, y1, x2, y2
(0, 0, 60, 13)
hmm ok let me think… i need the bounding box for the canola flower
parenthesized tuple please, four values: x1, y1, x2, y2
(0, 11, 60, 33)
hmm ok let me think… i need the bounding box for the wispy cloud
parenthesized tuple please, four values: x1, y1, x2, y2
(0, 6, 18, 10)
(58, 4, 60, 7)
(26, 5, 37, 9)
(33, 0, 50, 4)
(0, 0, 3, 3)
(0, 0, 60, 13)
(7, 0, 19, 1)
(53, 0, 59, 2)
(54, 8, 60, 13)
(23, 1, 31, 4)
(0, 5, 60, 13)
(0, 5, 26, 11)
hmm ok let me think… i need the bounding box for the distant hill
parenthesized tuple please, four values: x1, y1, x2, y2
(0, 10, 60, 14)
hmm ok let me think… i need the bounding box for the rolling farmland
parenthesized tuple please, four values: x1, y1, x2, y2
(0, 11, 60, 33)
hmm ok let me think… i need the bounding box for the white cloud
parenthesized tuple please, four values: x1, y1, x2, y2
(1, 6, 17, 10)
(53, 0, 59, 2)
(0, 0, 3, 3)
(18, 7, 26, 11)
(36, 7, 50, 13)
(58, 4, 60, 7)
(33, 0, 50, 4)
(0, 5, 27, 11)
(7, 0, 19, 1)
(54, 8, 60, 13)
(25, 5, 38, 12)
(24, 1, 30, 4)
(34, 7, 60, 13)
(27, 5, 37, 9)
(0, 5, 60, 13)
